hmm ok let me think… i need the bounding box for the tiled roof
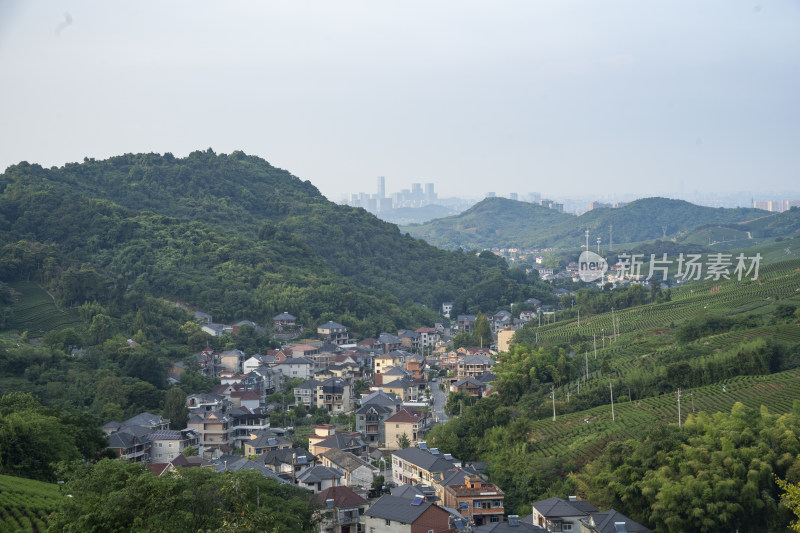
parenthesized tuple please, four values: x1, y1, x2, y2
(320, 448, 374, 473)
(393, 447, 459, 472)
(580, 510, 652, 532)
(313, 486, 367, 508)
(531, 497, 598, 519)
(297, 465, 345, 483)
(385, 408, 424, 424)
(365, 495, 438, 523)
(122, 412, 167, 427)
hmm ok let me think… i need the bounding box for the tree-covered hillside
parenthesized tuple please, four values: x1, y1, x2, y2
(0, 151, 545, 333)
(403, 197, 767, 250)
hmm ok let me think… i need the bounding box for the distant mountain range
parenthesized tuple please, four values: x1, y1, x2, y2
(402, 197, 775, 250)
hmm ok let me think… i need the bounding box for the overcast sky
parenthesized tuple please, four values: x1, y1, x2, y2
(1, 1, 798, 202)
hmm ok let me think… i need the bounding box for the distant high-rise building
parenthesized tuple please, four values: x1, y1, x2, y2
(424, 183, 436, 204)
(377, 176, 385, 199)
(509, 193, 518, 201)
(528, 192, 541, 203)
(379, 198, 393, 212)
(486, 192, 496, 198)
(589, 201, 612, 210)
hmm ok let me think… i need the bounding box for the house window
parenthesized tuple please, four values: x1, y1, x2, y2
(385, 519, 391, 526)
(491, 516, 499, 523)
(563, 525, 572, 532)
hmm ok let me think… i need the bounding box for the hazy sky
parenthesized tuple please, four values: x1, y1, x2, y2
(1, 1, 798, 202)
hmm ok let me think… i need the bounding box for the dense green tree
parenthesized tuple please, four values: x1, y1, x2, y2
(49, 459, 318, 533)
(162, 387, 189, 430)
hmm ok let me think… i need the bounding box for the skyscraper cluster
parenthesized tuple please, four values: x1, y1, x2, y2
(348, 177, 437, 213)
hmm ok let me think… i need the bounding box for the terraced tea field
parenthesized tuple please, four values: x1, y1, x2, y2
(526, 370, 800, 468)
(528, 258, 800, 349)
(0, 475, 63, 533)
(7, 282, 83, 336)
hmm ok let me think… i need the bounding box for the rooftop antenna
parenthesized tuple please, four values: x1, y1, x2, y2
(585, 229, 590, 251)
(596, 237, 601, 254)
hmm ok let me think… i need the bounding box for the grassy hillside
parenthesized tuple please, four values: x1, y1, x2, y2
(0, 474, 63, 533)
(427, 251, 800, 525)
(404, 197, 767, 250)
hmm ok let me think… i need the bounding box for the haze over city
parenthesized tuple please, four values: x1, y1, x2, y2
(1, 1, 798, 202)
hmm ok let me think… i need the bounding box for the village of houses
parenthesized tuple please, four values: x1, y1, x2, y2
(101, 306, 652, 533)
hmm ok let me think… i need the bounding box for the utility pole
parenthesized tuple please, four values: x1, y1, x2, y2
(677, 388, 682, 427)
(593, 334, 597, 360)
(577, 308, 580, 328)
(551, 385, 556, 421)
(691, 391, 695, 413)
(609, 381, 615, 422)
(585, 351, 589, 380)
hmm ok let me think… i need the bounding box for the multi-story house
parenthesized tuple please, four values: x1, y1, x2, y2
(308, 425, 368, 457)
(258, 447, 316, 482)
(272, 312, 297, 331)
(377, 333, 403, 354)
(399, 330, 421, 351)
(373, 351, 405, 384)
(530, 497, 599, 533)
(242, 430, 293, 456)
(441, 302, 453, 318)
(107, 431, 150, 462)
(228, 406, 270, 448)
(404, 354, 426, 380)
(381, 378, 416, 402)
(316, 377, 354, 413)
(441, 474, 505, 527)
(275, 357, 315, 380)
(457, 314, 477, 333)
(296, 465, 346, 493)
(384, 408, 429, 450)
(147, 429, 200, 463)
(313, 486, 368, 533)
(320, 448, 378, 490)
(186, 393, 231, 413)
(450, 377, 487, 398)
(219, 349, 246, 373)
(457, 354, 494, 379)
(187, 410, 233, 453)
(415, 327, 440, 348)
(391, 446, 460, 486)
(356, 403, 394, 444)
(364, 495, 454, 533)
(376, 364, 410, 387)
(294, 379, 322, 408)
(317, 321, 349, 345)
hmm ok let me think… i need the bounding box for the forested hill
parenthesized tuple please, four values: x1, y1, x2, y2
(403, 196, 767, 250)
(0, 150, 545, 333)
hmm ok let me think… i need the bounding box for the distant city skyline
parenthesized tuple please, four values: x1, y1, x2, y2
(1, 2, 798, 203)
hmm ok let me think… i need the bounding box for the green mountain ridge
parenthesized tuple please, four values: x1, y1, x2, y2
(0, 150, 546, 333)
(403, 196, 769, 250)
